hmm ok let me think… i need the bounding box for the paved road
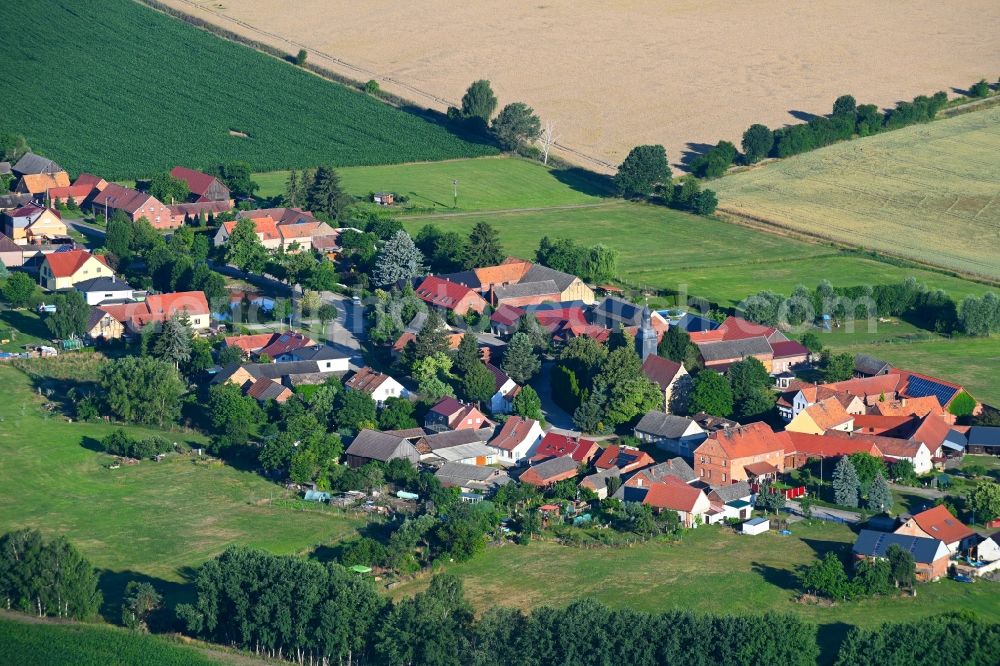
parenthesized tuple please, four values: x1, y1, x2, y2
(786, 499, 861, 524)
(533, 361, 579, 434)
(66, 218, 105, 240)
(889, 483, 944, 500)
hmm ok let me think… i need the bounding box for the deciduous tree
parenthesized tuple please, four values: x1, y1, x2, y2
(689, 372, 734, 417)
(491, 102, 541, 150)
(741, 123, 774, 163)
(461, 80, 498, 123)
(614, 145, 670, 198)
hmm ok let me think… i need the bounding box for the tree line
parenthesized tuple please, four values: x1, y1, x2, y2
(694, 87, 975, 178)
(178, 548, 821, 666)
(613, 144, 719, 215)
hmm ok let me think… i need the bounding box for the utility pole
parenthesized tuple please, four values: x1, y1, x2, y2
(452, 179, 459, 209)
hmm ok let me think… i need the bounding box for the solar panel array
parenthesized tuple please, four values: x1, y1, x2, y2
(905, 376, 959, 405)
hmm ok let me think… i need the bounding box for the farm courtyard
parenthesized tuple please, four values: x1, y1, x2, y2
(160, 0, 1000, 170)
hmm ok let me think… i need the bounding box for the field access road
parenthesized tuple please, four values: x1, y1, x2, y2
(785, 499, 861, 524)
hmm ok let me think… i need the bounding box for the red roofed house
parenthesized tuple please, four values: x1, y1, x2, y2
(895, 505, 976, 555)
(870, 395, 945, 418)
(224, 333, 277, 357)
(46, 183, 97, 207)
(489, 416, 544, 465)
(641, 354, 691, 413)
(594, 444, 655, 474)
(783, 431, 883, 469)
(100, 291, 210, 333)
(769, 340, 811, 374)
(91, 183, 175, 229)
(532, 432, 599, 465)
(39, 249, 111, 290)
(257, 331, 314, 359)
(415, 276, 488, 315)
(214, 217, 282, 250)
(693, 422, 790, 484)
(15, 171, 71, 198)
(169, 201, 233, 227)
(618, 474, 710, 528)
(169, 166, 232, 203)
(424, 397, 493, 432)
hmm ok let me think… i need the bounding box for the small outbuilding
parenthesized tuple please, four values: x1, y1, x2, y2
(742, 517, 770, 535)
(373, 192, 395, 206)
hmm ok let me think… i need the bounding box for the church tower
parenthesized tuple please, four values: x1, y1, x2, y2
(637, 306, 657, 361)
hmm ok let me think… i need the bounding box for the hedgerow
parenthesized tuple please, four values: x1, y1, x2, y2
(0, 0, 497, 180)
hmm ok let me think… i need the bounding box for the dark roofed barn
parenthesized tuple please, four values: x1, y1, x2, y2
(345, 430, 419, 468)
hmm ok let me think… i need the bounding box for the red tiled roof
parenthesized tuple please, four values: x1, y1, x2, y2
(44, 249, 108, 278)
(907, 505, 975, 544)
(415, 276, 484, 311)
(473, 259, 532, 290)
(642, 476, 705, 512)
(594, 445, 655, 473)
(706, 422, 788, 458)
(224, 333, 276, 353)
(258, 331, 314, 358)
(770, 340, 809, 358)
(223, 217, 280, 241)
(870, 396, 944, 418)
(47, 184, 94, 199)
(852, 414, 919, 437)
(800, 397, 854, 431)
(170, 166, 219, 197)
(18, 172, 70, 194)
(826, 430, 924, 459)
(490, 416, 539, 451)
(784, 431, 882, 458)
(73, 173, 107, 189)
(430, 396, 464, 417)
(534, 432, 598, 463)
(100, 291, 209, 329)
(825, 374, 903, 397)
(641, 354, 683, 390)
(345, 367, 392, 394)
(908, 412, 953, 449)
(91, 183, 159, 215)
(490, 303, 525, 327)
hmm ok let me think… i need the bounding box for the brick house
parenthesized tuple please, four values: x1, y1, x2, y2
(99, 291, 211, 333)
(488, 416, 543, 465)
(693, 422, 789, 484)
(519, 455, 579, 488)
(91, 183, 175, 229)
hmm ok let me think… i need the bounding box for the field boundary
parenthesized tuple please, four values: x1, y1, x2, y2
(716, 206, 1000, 289)
(135, 0, 616, 173)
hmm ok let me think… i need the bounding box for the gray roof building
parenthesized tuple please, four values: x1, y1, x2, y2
(642, 458, 697, 484)
(493, 279, 561, 301)
(344, 429, 419, 466)
(434, 462, 510, 491)
(74, 276, 133, 293)
(635, 412, 700, 439)
(589, 296, 647, 328)
(968, 426, 1000, 451)
(12, 152, 62, 176)
(852, 529, 948, 564)
(698, 336, 774, 363)
(519, 264, 578, 292)
(854, 354, 892, 377)
(708, 480, 752, 504)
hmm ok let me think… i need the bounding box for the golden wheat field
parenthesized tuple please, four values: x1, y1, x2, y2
(713, 106, 1000, 280)
(158, 0, 1000, 172)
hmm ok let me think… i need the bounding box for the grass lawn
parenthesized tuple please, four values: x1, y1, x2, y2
(255, 156, 611, 211)
(0, 309, 50, 352)
(401, 201, 995, 307)
(0, 366, 364, 610)
(391, 521, 999, 659)
(823, 336, 1000, 406)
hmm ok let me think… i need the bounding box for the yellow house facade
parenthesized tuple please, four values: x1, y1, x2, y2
(39, 250, 112, 291)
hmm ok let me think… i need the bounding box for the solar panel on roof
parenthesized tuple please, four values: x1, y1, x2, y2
(906, 376, 958, 405)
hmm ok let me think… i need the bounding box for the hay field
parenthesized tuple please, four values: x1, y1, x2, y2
(157, 0, 1000, 171)
(714, 106, 1000, 280)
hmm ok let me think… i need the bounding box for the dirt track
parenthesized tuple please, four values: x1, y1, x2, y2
(159, 0, 1000, 172)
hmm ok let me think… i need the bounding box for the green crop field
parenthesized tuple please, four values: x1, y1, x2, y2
(401, 202, 996, 307)
(391, 523, 1000, 655)
(0, 365, 363, 603)
(714, 106, 1000, 280)
(0, 0, 496, 180)
(0, 615, 223, 666)
(255, 157, 611, 212)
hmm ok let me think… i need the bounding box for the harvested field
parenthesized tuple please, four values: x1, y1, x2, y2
(715, 107, 1000, 280)
(157, 0, 1000, 171)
